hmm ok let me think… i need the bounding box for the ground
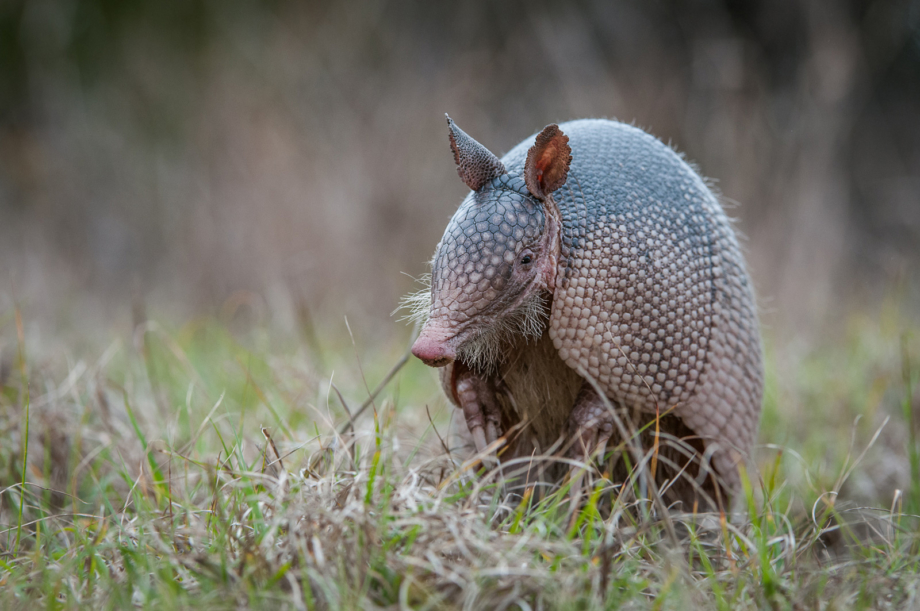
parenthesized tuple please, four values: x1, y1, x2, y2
(0, 300, 918, 610)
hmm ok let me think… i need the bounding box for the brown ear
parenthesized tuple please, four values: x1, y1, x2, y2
(524, 124, 571, 200)
(446, 114, 506, 191)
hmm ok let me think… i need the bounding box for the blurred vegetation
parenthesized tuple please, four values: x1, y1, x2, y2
(0, 301, 918, 608)
(0, 0, 918, 337)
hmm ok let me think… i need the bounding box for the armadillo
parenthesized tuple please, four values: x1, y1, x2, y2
(408, 116, 763, 506)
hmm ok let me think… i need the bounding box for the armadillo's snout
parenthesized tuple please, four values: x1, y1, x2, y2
(411, 324, 457, 367)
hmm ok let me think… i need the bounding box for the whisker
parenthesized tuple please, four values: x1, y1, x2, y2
(457, 293, 549, 373)
(395, 274, 432, 325)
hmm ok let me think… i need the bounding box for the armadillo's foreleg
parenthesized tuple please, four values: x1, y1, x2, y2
(455, 370, 503, 454)
(566, 384, 615, 512)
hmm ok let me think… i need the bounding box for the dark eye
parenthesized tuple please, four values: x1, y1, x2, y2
(520, 254, 532, 265)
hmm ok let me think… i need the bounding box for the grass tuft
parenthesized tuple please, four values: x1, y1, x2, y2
(0, 308, 918, 609)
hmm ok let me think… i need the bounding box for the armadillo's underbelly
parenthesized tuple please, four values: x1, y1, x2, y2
(496, 326, 583, 458)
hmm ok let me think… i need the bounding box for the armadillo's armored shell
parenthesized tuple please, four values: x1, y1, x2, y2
(501, 119, 763, 482)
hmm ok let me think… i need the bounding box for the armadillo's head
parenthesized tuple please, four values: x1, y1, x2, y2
(411, 117, 571, 371)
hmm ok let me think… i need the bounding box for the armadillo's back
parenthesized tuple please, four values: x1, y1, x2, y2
(502, 119, 763, 483)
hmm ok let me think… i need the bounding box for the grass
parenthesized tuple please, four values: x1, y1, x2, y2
(0, 302, 919, 610)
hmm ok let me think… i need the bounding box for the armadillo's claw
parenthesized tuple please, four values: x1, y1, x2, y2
(486, 421, 500, 445)
(566, 385, 616, 518)
(456, 370, 503, 457)
(567, 429, 613, 519)
(470, 425, 489, 454)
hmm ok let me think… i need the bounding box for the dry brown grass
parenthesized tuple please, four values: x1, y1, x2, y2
(0, 307, 919, 609)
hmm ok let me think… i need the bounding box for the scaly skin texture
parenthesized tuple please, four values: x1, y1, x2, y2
(415, 117, 763, 502)
(430, 175, 545, 331)
(506, 120, 762, 486)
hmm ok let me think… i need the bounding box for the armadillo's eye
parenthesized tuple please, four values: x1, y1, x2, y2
(520, 254, 532, 265)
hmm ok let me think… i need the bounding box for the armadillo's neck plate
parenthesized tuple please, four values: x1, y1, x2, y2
(488, 174, 530, 197)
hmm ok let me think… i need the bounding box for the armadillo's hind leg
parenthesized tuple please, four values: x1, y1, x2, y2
(455, 370, 503, 454)
(566, 384, 615, 515)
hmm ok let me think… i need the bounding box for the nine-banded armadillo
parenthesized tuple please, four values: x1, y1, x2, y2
(408, 116, 763, 507)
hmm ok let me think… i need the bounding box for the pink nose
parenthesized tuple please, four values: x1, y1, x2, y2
(411, 334, 456, 367)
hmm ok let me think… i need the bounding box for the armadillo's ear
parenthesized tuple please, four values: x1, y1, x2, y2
(524, 124, 571, 200)
(446, 114, 506, 191)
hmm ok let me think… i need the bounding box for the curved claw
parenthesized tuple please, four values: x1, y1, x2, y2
(486, 421, 500, 445)
(470, 425, 489, 454)
(566, 385, 616, 518)
(456, 370, 503, 456)
(567, 429, 613, 517)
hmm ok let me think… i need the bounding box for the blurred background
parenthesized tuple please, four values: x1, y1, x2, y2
(1, 0, 919, 344)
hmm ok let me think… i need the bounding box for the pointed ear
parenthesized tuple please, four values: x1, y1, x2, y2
(524, 124, 571, 200)
(446, 114, 506, 191)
